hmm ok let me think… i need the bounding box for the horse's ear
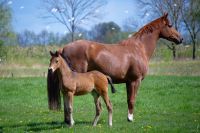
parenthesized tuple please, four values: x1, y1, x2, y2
(163, 12, 168, 19)
(162, 12, 169, 25)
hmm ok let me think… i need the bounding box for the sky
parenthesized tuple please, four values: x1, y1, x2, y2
(9, 0, 146, 34)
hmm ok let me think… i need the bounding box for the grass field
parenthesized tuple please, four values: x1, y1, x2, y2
(0, 76, 199, 133)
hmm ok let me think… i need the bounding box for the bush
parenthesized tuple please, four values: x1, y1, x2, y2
(0, 40, 7, 63)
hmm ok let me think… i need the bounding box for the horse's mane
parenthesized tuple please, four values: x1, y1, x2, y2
(119, 16, 164, 46)
(135, 16, 165, 38)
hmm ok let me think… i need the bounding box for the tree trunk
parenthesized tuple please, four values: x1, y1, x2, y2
(192, 41, 196, 60)
(71, 32, 74, 42)
(172, 43, 176, 60)
(71, 22, 75, 42)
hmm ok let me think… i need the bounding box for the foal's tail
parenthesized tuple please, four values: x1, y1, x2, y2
(106, 76, 116, 93)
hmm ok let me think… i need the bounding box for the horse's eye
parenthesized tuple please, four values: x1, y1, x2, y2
(56, 60, 58, 63)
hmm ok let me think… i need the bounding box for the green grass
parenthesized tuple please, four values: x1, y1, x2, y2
(0, 76, 199, 133)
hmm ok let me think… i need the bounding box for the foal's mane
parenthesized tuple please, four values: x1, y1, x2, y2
(59, 53, 76, 72)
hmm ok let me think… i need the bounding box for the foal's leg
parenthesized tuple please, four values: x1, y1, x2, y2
(67, 92, 75, 126)
(126, 78, 141, 122)
(63, 92, 75, 126)
(63, 94, 70, 124)
(101, 89, 113, 126)
(92, 91, 102, 126)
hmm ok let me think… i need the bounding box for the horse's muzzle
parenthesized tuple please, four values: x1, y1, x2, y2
(178, 37, 183, 44)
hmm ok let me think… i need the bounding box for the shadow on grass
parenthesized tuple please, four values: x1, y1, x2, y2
(0, 126, 3, 133)
(2, 120, 93, 132)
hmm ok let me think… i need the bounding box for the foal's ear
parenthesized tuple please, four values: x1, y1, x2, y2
(50, 51, 55, 56)
(55, 51, 60, 57)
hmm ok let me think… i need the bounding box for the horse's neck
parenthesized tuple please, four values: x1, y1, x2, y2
(135, 29, 160, 60)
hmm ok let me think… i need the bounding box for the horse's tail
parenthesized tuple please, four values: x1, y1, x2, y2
(107, 76, 116, 93)
(47, 70, 61, 110)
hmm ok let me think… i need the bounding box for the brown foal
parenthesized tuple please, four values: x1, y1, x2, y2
(48, 51, 115, 127)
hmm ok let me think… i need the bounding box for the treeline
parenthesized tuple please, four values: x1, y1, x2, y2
(9, 21, 131, 46)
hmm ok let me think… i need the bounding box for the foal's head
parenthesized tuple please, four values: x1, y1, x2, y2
(48, 51, 63, 73)
(159, 13, 183, 44)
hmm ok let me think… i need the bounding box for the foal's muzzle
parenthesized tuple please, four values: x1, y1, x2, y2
(48, 67, 53, 73)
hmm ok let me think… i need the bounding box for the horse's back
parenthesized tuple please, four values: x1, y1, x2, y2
(62, 40, 91, 72)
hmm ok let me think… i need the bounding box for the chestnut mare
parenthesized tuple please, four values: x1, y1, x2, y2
(47, 13, 183, 122)
(48, 51, 115, 126)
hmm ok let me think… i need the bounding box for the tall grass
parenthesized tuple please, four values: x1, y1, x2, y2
(0, 44, 200, 77)
(0, 43, 200, 65)
(152, 43, 200, 61)
(0, 45, 61, 66)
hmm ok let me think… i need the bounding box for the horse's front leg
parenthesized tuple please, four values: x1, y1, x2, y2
(126, 78, 141, 122)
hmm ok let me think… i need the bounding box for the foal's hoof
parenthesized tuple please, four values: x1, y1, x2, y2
(65, 120, 75, 127)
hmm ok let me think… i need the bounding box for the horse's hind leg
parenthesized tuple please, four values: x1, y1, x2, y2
(101, 89, 113, 126)
(92, 91, 102, 126)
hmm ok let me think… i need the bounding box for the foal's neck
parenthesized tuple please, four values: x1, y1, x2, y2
(58, 57, 72, 78)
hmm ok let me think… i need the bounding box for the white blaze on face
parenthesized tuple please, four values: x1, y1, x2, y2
(49, 66, 55, 72)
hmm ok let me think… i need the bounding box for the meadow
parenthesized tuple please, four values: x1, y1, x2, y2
(0, 45, 200, 132)
(0, 76, 199, 133)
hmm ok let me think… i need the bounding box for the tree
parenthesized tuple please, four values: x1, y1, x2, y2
(90, 22, 121, 43)
(181, 0, 200, 60)
(41, 0, 107, 42)
(137, 0, 184, 59)
(17, 30, 37, 46)
(38, 30, 49, 45)
(0, 0, 15, 45)
(16, 30, 64, 46)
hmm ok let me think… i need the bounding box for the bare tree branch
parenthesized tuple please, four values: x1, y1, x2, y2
(41, 0, 107, 42)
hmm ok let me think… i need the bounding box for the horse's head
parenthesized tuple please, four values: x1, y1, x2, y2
(48, 51, 62, 73)
(159, 13, 183, 44)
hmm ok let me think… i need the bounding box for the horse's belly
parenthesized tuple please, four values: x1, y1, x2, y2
(88, 49, 129, 81)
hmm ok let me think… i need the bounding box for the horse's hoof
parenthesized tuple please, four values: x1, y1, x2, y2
(127, 113, 133, 122)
